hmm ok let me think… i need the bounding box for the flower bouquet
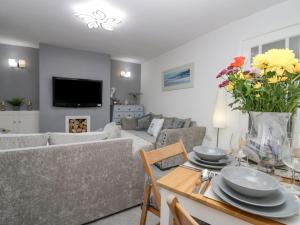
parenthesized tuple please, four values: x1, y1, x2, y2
(217, 49, 300, 168)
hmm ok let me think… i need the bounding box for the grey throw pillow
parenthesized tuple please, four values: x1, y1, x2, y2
(183, 118, 191, 128)
(121, 118, 138, 130)
(150, 113, 163, 119)
(162, 117, 174, 129)
(137, 114, 152, 130)
(171, 118, 185, 128)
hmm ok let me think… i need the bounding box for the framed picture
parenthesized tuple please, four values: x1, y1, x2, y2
(162, 63, 194, 91)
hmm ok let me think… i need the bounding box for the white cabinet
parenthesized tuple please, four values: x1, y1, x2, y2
(0, 111, 39, 133)
(112, 105, 144, 124)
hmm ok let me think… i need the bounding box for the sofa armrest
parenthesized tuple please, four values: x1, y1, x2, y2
(155, 126, 206, 170)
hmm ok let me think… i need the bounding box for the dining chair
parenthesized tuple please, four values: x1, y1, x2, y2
(167, 195, 199, 225)
(139, 139, 189, 225)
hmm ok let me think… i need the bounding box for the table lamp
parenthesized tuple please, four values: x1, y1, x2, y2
(212, 90, 227, 147)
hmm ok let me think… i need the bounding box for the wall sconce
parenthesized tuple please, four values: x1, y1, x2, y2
(8, 58, 26, 68)
(8, 59, 18, 68)
(120, 70, 131, 78)
(18, 59, 26, 68)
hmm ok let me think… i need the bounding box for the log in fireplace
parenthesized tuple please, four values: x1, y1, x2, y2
(65, 116, 90, 133)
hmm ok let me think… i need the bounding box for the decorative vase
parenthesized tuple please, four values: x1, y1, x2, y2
(247, 112, 291, 170)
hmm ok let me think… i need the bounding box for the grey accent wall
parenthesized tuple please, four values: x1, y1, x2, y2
(111, 60, 141, 104)
(0, 44, 39, 110)
(39, 44, 110, 132)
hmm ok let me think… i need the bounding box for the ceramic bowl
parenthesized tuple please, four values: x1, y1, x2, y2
(193, 146, 226, 161)
(221, 166, 279, 198)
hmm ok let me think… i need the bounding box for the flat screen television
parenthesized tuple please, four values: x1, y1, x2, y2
(52, 77, 102, 107)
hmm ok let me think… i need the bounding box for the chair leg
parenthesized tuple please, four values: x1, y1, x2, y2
(140, 183, 151, 225)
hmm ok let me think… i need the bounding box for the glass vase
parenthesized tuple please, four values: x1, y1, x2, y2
(247, 112, 291, 171)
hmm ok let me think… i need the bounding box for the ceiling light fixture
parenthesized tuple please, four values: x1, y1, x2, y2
(74, 2, 124, 31)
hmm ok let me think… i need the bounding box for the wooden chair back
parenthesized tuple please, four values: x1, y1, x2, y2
(140, 139, 188, 210)
(167, 195, 199, 225)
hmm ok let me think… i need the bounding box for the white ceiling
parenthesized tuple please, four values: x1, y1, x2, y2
(0, 0, 285, 63)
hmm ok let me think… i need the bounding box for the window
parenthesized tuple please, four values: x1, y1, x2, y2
(242, 24, 300, 134)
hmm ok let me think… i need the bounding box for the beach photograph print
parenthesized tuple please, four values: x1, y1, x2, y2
(162, 63, 194, 91)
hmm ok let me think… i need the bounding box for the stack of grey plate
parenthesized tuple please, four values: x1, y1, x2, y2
(188, 146, 234, 170)
(211, 166, 299, 218)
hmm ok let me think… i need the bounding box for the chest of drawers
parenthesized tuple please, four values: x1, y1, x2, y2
(112, 105, 144, 124)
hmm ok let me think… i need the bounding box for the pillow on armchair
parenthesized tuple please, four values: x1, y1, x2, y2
(147, 118, 164, 138)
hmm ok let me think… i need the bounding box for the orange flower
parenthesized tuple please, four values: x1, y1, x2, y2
(230, 56, 245, 67)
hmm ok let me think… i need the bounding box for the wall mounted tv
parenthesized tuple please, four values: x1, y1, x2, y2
(52, 77, 103, 107)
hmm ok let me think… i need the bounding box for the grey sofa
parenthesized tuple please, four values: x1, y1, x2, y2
(0, 137, 146, 225)
(121, 115, 206, 169)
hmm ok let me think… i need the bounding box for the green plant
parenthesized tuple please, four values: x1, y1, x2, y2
(6, 97, 24, 107)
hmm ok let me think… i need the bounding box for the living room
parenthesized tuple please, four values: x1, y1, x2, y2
(1, 0, 300, 225)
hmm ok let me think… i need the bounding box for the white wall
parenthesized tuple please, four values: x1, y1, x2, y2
(141, 0, 300, 148)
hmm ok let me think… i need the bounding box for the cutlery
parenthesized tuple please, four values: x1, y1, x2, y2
(192, 169, 209, 194)
(200, 171, 215, 194)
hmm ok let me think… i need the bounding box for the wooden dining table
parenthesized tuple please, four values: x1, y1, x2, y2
(157, 166, 300, 225)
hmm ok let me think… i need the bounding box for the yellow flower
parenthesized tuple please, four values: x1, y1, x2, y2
(268, 76, 279, 84)
(281, 76, 288, 81)
(226, 82, 234, 92)
(239, 73, 245, 80)
(254, 82, 262, 89)
(252, 54, 268, 70)
(253, 49, 299, 75)
(294, 63, 300, 73)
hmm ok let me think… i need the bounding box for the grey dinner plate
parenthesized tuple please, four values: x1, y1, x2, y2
(216, 175, 286, 207)
(193, 146, 226, 161)
(188, 152, 228, 170)
(194, 154, 234, 166)
(221, 166, 279, 197)
(212, 176, 299, 218)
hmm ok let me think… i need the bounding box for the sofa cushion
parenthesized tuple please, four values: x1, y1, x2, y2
(149, 113, 163, 119)
(121, 130, 154, 156)
(147, 119, 164, 139)
(125, 130, 156, 145)
(0, 133, 49, 150)
(49, 132, 108, 145)
(136, 114, 152, 130)
(103, 122, 121, 138)
(121, 118, 138, 130)
(162, 117, 174, 129)
(183, 118, 191, 128)
(171, 118, 185, 128)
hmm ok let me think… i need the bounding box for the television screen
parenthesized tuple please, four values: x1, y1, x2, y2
(52, 77, 102, 107)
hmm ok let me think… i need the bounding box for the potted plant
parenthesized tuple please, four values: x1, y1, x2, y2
(216, 49, 300, 168)
(6, 97, 24, 111)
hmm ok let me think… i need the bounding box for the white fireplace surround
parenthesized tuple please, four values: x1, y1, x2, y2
(65, 115, 91, 133)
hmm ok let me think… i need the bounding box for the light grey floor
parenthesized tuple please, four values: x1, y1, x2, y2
(90, 206, 159, 225)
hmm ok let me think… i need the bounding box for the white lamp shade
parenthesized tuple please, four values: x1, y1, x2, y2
(212, 90, 227, 128)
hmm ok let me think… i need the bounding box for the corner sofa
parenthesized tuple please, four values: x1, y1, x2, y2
(121, 114, 206, 169)
(0, 132, 151, 225)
